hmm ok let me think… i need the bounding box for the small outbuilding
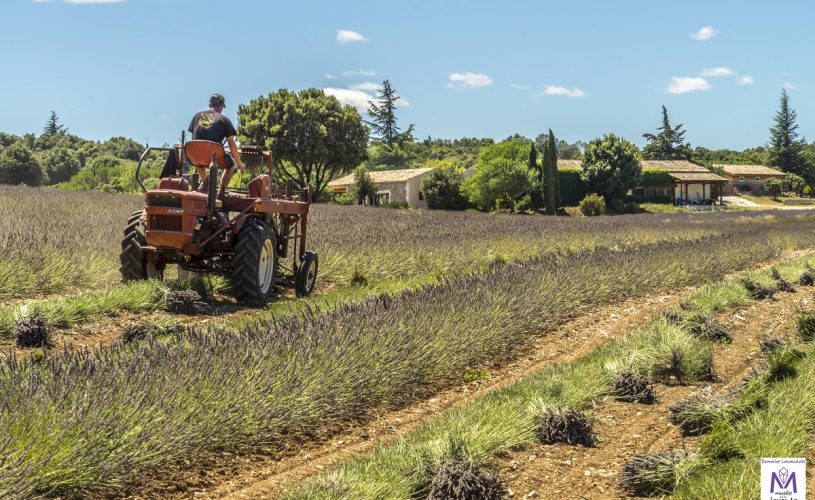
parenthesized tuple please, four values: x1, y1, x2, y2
(328, 168, 434, 208)
(716, 164, 786, 195)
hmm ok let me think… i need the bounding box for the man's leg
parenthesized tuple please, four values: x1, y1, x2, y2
(219, 167, 236, 196)
(196, 167, 208, 192)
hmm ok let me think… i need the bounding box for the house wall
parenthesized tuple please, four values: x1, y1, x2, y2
(405, 176, 428, 208)
(722, 174, 782, 195)
(674, 183, 709, 202)
(374, 181, 408, 205)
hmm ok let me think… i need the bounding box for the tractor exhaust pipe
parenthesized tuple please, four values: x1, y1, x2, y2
(207, 152, 218, 217)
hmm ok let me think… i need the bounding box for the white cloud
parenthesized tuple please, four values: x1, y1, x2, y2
(324, 73, 336, 80)
(783, 82, 798, 90)
(666, 76, 711, 94)
(324, 88, 373, 112)
(737, 75, 754, 86)
(541, 85, 586, 97)
(336, 30, 367, 44)
(447, 72, 493, 90)
(691, 26, 717, 41)
(342, 69, 377, 77)
(700, 66, 734, 77)
(350, 81, 380, 91)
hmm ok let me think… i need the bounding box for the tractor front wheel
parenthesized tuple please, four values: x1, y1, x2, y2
(231, 220, 278, 306)
(120, 211, 165, 281)
(295, 251, 318, 297)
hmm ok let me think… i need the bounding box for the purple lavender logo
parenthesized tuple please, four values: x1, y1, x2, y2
(771, 467, 798, 493)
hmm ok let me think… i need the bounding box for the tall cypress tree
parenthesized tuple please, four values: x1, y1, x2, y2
(366, 80, 415, 145)
(528, 142, 542, 208)
(543, 136, 557, 215)
(549, 129, 562, 211)
(769, 89, 806, 177)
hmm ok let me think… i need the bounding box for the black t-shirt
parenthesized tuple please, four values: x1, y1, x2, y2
(188, 110, 237, 145)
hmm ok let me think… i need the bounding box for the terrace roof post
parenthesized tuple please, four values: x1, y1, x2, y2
(684, 183, 689, 205)
(671, 183, 676, 205)
(702, 183, 706, 203)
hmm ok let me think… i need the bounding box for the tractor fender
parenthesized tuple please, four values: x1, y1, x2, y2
(231, 214, 256, 237)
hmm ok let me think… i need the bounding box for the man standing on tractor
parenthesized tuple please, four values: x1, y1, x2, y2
(188, 93, 246, 195)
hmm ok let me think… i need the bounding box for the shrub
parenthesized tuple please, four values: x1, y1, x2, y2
(349, 166, 376, 205)
(461, 140, 534, 211)
(618, 451, 690, 496)
(669, 389, 727, 436)
(0, 142, 47, 186)
(425, 459, 506, 500)
(558, 167, 587, 205)
(15, 315, 53, 348)
(41, 147, 81, 185)
(579, 193, 606, 216)
(740, 277, 775, 300)
(798, 266, 815, 286)
(421, 167, 467, 210)
(766, 178, 783, 199)
(681, 313, 733, 343)
(534, 408, 597, 446)
(611, 369, 656, 403)
(765, 346, 805, 381)
(332, 192, 354, 205)
(771, 267, 796, 293)
(164, 290, 207, 315)
(796, 312, 815, 341)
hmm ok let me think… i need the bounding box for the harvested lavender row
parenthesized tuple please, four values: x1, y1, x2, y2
(0, 222, 814, 495)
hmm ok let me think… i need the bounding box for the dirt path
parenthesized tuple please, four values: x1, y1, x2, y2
(494, 284, 812, 499)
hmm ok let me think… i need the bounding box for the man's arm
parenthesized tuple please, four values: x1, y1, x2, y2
(226, 136, 245, 171)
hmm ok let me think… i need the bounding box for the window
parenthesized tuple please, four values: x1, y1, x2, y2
(755, 177, 761, 181)
(419, 190, 424, 201)
(376, 191, 391, 205)
(739, 176, 745, 181)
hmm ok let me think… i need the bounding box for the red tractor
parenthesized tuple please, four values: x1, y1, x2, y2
(120, 139, 317, 305)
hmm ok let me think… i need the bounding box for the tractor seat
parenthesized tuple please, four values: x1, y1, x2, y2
(184, 140, 230, 168)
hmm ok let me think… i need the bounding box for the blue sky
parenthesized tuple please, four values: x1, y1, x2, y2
(2, 0, 813, 149)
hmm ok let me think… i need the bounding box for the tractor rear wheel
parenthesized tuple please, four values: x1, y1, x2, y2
(120, 211, 165, 281)
(231, 220, 278, 306)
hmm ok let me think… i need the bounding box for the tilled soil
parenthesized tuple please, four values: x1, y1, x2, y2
(494, 286, 812, 499)
(63, 250, 815, 498)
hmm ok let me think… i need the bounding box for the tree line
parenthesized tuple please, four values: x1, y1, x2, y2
(1, 86, 812, 210)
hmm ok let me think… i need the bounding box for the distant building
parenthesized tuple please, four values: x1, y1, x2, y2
(715, 164, 786, 195)
(557, 159, 728, 205)
(328, 168, 434, 208)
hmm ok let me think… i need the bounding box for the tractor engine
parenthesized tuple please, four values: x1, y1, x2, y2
(144, 181, 209, 251)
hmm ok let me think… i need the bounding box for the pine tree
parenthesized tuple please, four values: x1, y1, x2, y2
(642, 105, 690, 160)
(543, 136, 557, 215)
(549, 129, 562, 210)
(528, 142, 542, 208)
(43, 111, 68, 136)
(366, 81, 414, 145)
(769, 89, 806, 177)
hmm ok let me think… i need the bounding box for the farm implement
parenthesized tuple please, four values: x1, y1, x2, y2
(120, 139, 317, 305)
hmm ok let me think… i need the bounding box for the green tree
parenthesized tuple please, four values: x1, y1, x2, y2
(41, 147, 81, 184)
(543, 133, 557, 215)
(782, 172, 806, 196)
(766, 178, 783, 200)
(349, 165, 377, 205)
(642, 105, 691, 160)
(580, 134, 641, 205)
(237, 88, 369, 200)
(102, 137, 145, 161)
(769, 89, 807, 179)
(0, 143, 47, 186)
(534, 132, 583, 160)
(462, 140, 534, 211)
(367, 80, 414, 146)
(549, 130, 562, 209)
(421, 162, 467, 210)
(528, 142, 542, 208)
(43, 111, 68, 136)
(0, 132, 20, 148)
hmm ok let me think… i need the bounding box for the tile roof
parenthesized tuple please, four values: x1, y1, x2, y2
(716, 164, 786, 177)
(640, 160, 711, 173)
(669, 172, 728, 183)
(557, 159, 583, 170)
(328, 168, 434, 187)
